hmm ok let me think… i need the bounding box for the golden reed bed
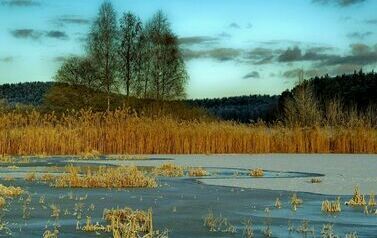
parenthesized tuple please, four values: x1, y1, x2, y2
(0, 109, 376, 155)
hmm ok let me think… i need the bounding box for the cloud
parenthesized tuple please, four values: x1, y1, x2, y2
(183, 48, 241, 61)
(0, 56, 13, 63)
(365, 19, 377, 24)
(245, 47, 275, 64)
(10, 29, 68, 40)
(229, 22, 240, 29)
(274, 46, 336, 63)
(312, 0, 367, 7)
(243, 71, 260, 79)
(10, 29, 43, 40)
(53, 15, 91, 27)
(178, 36, 218, 46)
(346, 31, 373, 40)
(318, 43, 377, 66)
(1, 0, 40, 7)
(45, 30, 68, 40)
(218, 32, 231, 38)
(278, 46, 302, 62)
(246, 23, 253, 29)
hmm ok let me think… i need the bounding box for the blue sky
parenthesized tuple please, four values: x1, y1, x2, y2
(0, 0, 376, 98)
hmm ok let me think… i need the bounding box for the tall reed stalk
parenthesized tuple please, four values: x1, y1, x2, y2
(0, 109, 376, 155)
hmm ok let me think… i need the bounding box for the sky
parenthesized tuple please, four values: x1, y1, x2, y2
(0, 0, 377, 99)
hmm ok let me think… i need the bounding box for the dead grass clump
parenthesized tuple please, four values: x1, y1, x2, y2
(153, 163, 184, 177)
(321, 224, 338, 238)
(275, 198, 282, 209)
(242, 219, 254, 238)
(78, 150, 101, 160)
(0, 197, 5, 208)
(346, 185, 366, 207)
(0, 184, 23, 197)
(321, 197, 341, 213)
(40, 173, 56, 182)
(43, 228, 59, 238)
(83, 207, 168, 237)
(24, 172, 36, 182)
(188, 167, 208, 177)
(345, 232, 359, 238)
(310, 178, 322, 183)
(54, 165, 157, 188)
(250, 168, 264, 177)
(0, 155, 14, 163)
(203, 210, 236, 233)
(368, 193, 376, 207)
(291, 193, 303, 211)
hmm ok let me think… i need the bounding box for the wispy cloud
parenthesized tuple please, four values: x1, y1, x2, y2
(312, 0, 367, 7)
(229, 22, 240, 29)
(346, 31, 373, 40)
(9, 29, 43, 40)
(0, 56, 13, 63)
(10, 29, 69, 40)
(1, 0, 40, 7)
(53, 15, 91, 27)
(183, 48, 242, 61)
(243, 71, 260, 79)
(45, 30, 68, 40)
(178, 36, 218, 46)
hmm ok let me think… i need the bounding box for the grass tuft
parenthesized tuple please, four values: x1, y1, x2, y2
(54, 165, 157, 188)
(153, 163, 184, 177)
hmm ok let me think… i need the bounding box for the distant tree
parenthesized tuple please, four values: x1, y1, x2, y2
(54, 57, 98, 88)
(87, 1, 118, 111)
(118, 12, 143, 97)
(282, 70, 322, 127)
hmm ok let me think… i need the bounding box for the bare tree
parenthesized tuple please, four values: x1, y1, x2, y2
(118, 12, 142, 97)
(87, 0, 118, 111)
(144, 11, 188, 100)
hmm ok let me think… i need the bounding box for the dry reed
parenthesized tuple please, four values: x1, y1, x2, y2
(0, 109, 375, 156)
(153, 163, 184, 177)
(321, 197, 341, 213)
(0, 184, 23, 197)
(250, 168, 264, 177)
(188, 167, 208, 177)
(54, 165, 157, 188)
(346, 185, 366, 207)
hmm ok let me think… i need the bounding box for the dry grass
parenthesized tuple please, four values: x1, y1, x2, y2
(310, 178, 322, 183)
(0, 109, 375, 156)
(250, 168, 264, 177)
(0, 197, 5, 209)
(203, 210, 237, 233)
(291, 193, 303, 211)
(188, 167, 208, 177)
(82, 207, 167, 238)
(54, 165, 157, 188)
(275, 197, 282, 209)
(368, 193, 376, 207)
(0, 184, 23, 197)
(24, 172, 36, 182)
(321, 197, 341, 213)
(153, 163, 184, 177)
(346, 185, 366, 207)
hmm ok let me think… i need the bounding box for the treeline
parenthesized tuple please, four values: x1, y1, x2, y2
(0, 82, 54, 106)
(280, 70, 377, 127)
(55, 1, 187, 111)
(186, 95, 279, 123)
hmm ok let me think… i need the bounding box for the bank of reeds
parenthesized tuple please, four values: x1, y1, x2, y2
(54, 165, 157, 188)
(0, 109, 376, 155)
